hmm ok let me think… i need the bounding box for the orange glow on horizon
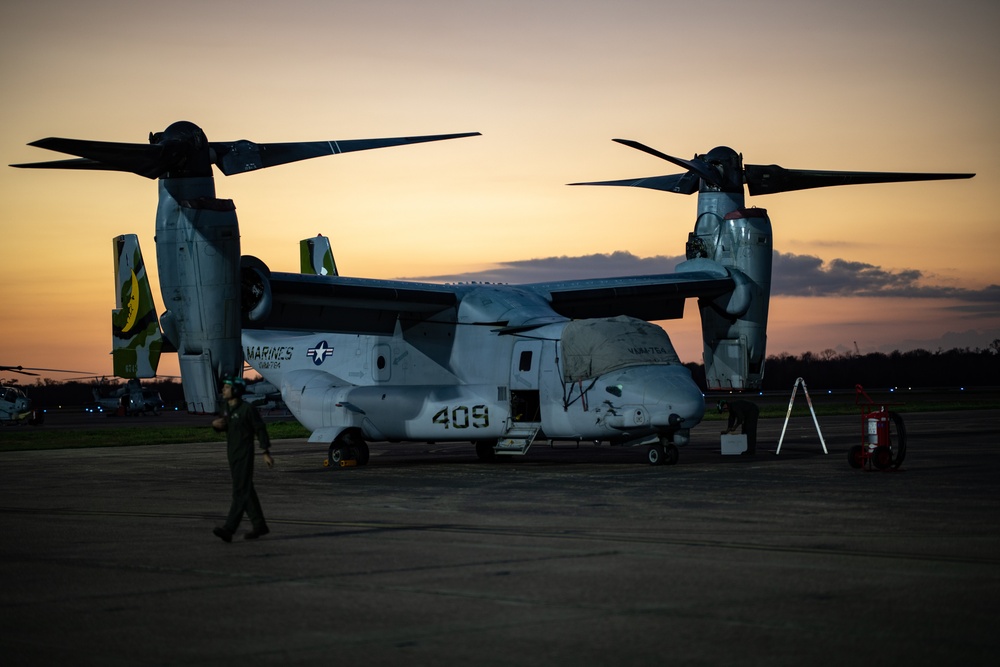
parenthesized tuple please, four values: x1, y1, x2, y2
(2, 1, 998, 382)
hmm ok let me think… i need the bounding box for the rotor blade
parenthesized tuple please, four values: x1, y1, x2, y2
(1, 365, 94, 376)
(16, 138, 167, 179)
(568, 172, 699, 195)
(212, 132, 481, 176)
(10, 157, 138, 173)
(613, 139, 724, 188)
(2, 368, 38, 376)
(745, 164, 975, 196)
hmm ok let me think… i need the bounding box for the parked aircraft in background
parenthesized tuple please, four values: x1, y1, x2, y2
(1, 365, 93, 425)
(85, 378, 164, 416)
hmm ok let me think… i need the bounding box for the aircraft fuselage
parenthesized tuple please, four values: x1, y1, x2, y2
(242, 289, 706, 450)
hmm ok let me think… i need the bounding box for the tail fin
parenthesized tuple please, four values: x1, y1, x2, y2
(300, 235, 338, 276)
(112, 234, 163, 378)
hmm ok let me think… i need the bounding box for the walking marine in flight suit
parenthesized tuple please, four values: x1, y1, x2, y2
(212, 377, 274, 542)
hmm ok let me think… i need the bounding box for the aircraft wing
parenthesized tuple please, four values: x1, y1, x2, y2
(246, 262, 736, 334)
(526, 270, 735, 321)
(246, 272, 460, 335)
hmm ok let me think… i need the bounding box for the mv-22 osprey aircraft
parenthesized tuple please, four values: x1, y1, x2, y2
(12, 122, 972, 464)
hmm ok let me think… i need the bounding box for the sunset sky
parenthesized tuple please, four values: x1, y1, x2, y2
(1, 0, 997, 382)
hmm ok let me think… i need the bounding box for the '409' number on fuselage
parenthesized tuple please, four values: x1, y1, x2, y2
(432, 405, 490, 429)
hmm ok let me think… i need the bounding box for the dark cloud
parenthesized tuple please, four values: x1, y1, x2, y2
(772, 253, 999, 313)
(404, 250, 999, 314)
(773, 253, 924, 296)
(405, 251, 683, 284)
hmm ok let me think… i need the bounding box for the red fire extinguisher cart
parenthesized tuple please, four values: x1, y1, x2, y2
(849, 385, 907, 470)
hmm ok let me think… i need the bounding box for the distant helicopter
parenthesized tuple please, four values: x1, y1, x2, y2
(243, 376, 288, 415)
(85, 377, 164, 416)
(12, 124, 972, 463)
(1, 365, 92, 426)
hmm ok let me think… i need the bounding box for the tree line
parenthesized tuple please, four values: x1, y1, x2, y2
(689, 342, 1000, 391)
(4, 341, 999, 408)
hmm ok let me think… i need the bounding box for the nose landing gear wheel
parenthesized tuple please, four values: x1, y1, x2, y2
(647, 443, 679, 466)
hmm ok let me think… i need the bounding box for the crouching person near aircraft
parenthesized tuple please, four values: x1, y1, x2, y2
(212, 377, 274, 542)
(719, 399, 759, 455)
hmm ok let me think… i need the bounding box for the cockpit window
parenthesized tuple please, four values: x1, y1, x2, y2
(560, 315, 680, 382)
(518, 350, 533, 372)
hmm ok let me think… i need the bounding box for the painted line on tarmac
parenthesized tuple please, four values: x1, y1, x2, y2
(3, 505, 997, 566)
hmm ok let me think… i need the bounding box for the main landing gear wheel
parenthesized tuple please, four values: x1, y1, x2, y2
(475, 440, 497, 462)
(647, 443, 679, 466)
(328, 432, 370, 467)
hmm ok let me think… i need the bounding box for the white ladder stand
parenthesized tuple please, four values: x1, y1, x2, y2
(775, 377, 828, 455)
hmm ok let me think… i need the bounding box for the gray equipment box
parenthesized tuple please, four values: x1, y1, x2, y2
(721, 434, 748, 455)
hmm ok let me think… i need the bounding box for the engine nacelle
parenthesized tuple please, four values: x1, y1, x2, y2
(689, 206, 772, 390)
(155, 177, 243, 413)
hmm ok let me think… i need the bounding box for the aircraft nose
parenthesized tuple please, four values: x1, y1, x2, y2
(675, 381, 707, 426)
(645, 367, 706, 428)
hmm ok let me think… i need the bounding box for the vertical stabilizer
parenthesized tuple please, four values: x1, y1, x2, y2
(112, 234, 163, 378)
(300, 235, 338, 276)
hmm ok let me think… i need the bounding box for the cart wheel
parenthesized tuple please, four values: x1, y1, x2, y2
(848, 445, 864, 469)
(887, 411, 907, 468)
(873, 446, 893, 470)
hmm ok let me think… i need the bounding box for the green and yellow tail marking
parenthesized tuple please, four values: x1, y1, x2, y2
(300, 235, 338, 276)
(111, 234, 163, 378)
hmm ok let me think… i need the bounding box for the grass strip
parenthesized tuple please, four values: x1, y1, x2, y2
(2, 394, 997, 452)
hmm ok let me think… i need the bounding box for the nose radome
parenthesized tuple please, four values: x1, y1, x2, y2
(644, 368, 706, 428)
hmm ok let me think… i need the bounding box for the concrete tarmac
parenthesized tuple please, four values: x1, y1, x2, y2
(2, 410, 998, 666)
